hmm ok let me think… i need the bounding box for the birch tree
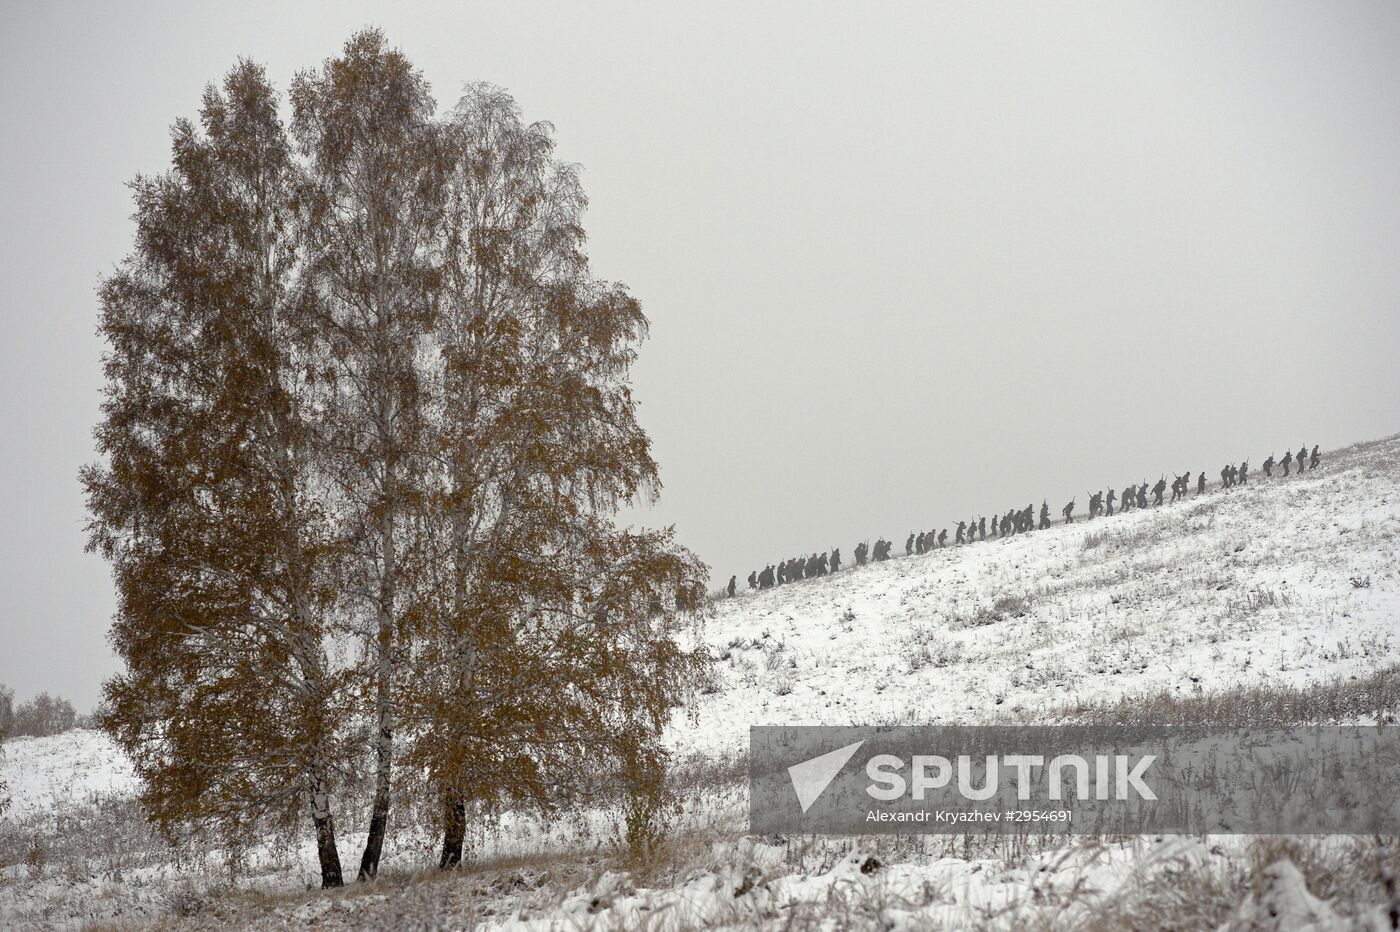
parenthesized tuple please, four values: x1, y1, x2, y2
(83, 61, 350, 887)
(87, 33, 709, 884)
(289, 29, 447, 881)
(401, 85, 710, 867)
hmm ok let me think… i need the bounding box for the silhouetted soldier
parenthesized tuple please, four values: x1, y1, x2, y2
(979, 517, 987, 540)
(759, 565, 774, 589)
(1238, 461, 1248, 485)
(776, 561, 787, 585)
(915, 531, 925, 554)
(727, 575, 736, 598)
(1228, 464, 1238, 487)
(819, 552, 829, 575)
(1297, 446, 1308, 473)
(1152, 477, 1166, 506)
(1263, 454, 1274, 477)
(1183, 471, 1193, 497)
(805, 553, 820, 578)
(747, 570, 757, 590)
(937, 528, 948, 548)
(954, 522, 965, 544)
(831, 548, 842, 572)
(1197, 471, 1206, 495)
(1136, 482, 1148, 508)
(1280, 450, 1293, 476)
(1310, 445, 1320, 469)
(906, 532, 915, 556)
(1105, 488, 1116, 516)
(990, 515, 999, 537)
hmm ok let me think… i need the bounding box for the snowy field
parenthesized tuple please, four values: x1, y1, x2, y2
(3, 433, 1400, 929)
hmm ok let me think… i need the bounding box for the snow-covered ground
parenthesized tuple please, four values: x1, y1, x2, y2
(3, 433, 1399, 929)
(1, 729, 136, 822)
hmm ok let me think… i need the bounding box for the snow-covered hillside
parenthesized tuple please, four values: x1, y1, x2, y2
(4, 433, 1400, 930)
(671, 434, 1400, 756)
(1, 729, 136, 822)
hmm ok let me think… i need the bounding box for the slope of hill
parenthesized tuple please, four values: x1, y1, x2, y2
(671, 433, 1400, 756)
(3, 433, 1399, 930)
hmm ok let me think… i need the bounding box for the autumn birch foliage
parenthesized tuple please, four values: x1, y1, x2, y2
(85, 29, 709, 886)
(403, 84, 710, 868)
(288, 30, 449, 883)
(83, 61, 350, 887)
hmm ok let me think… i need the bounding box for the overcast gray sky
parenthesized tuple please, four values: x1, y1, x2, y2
(3, 1, 1399, 709)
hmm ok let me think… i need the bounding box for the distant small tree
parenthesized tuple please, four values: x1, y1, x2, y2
(0, 733, 9, 817)
(0, 683, 13, 738)
(9, 692, 77, 738)
(0, 684, 10, 816)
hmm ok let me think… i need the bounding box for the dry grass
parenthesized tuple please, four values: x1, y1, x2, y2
(1051, 663, 1400, 728)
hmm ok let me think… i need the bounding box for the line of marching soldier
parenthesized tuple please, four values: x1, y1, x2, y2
(725, 443, 1323, 597)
